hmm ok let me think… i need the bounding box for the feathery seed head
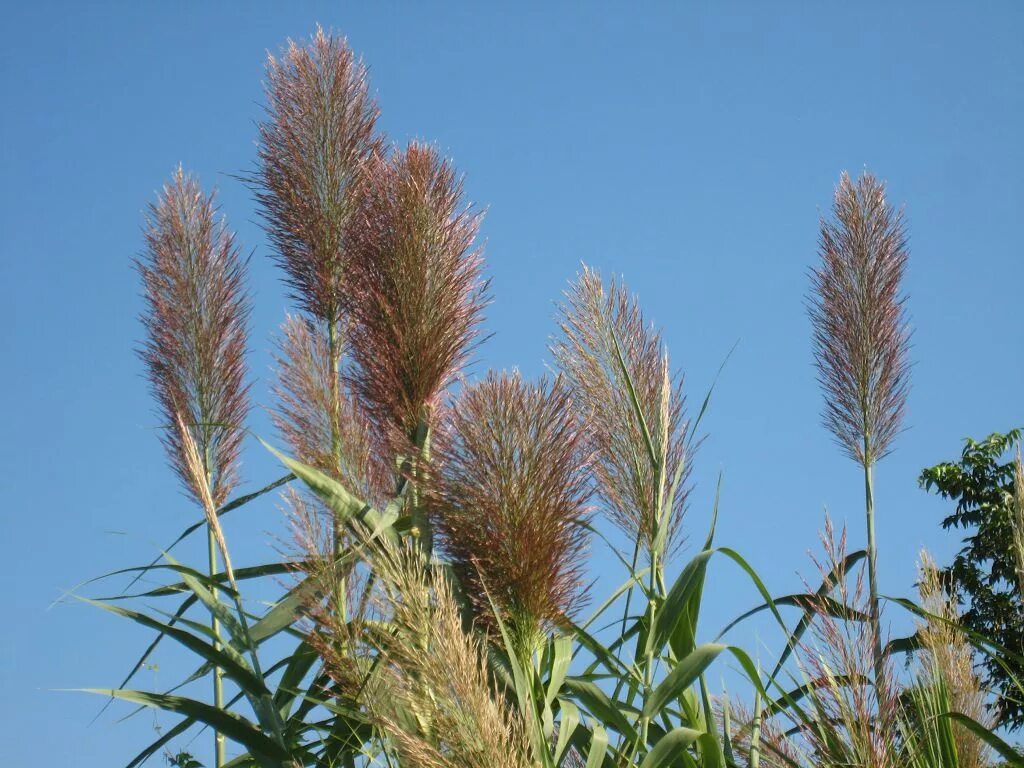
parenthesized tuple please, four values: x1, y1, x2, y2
(271, 314, 387, 503)
(551, 266, 689, 557)
(916, 549, 991, 768)
(348, 142, 489, 446)
(810, 171, 911, 467)
(361, 541, 535, 768)
(255, 26, 382, 321)
(137, 168, 250, 509)
(424, 371, 591, 647)
(796, 519, 901, 768)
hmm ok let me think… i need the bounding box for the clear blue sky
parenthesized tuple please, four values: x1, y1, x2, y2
(2, 3, 1022, 765)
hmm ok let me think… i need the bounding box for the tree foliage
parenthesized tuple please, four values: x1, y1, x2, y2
(920, 427, 1024, 730)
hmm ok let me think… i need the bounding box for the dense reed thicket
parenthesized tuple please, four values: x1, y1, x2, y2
(78, 27, 1024, 768)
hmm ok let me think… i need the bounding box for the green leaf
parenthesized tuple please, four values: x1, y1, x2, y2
(643, 644, 726, 719)
(942, 713, 1023, 765)
(160, 552, 249, 649)
(261, 440, 395, 540)
(78, 597, 267, 699)
(696, 732, 725, 768)
(610, 329, 659, 470)
(653, 549, 714, 656)
(546, 635, 574, 708)
(585, 723, 609, 768)
(272, 639, 319, 720)
(72, 689, 292, 764)
(122, 474, 294, 594)
(553, 699, 581, 766)
(564, 677, 639, 741)
(640, 726, 702, 768)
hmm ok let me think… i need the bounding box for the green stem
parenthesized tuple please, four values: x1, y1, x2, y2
(207, 523, 226, 768)
(635, 548, 659, 760)
(327, 319, 347, 624)
(750, 688, 762, 768)
(862, 447, 885, 697)
(408, 417, 432, 557)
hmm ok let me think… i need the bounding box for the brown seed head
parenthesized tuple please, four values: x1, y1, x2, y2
(347, 142, 489, 447)
(552, 267, 689, 556)
(424, 371, 591, 644)
(255, 26, 382, 321)
(809, 171, 911, 466)
(137, 168, 250, 509)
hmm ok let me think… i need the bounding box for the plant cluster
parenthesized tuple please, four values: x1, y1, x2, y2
(77, 27, 1024, 768)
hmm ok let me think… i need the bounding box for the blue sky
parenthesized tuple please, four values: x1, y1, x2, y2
(2, 3, 1022, 765)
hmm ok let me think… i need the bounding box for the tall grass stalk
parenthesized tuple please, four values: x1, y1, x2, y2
(137, 170, 250, 767)
(810, 171, 910, 696)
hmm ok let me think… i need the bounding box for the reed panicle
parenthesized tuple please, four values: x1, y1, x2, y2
(342, 539, 534, 768)
(552, 266, 689, 558)
(254, 26, 381, 324)
(915, 550, 990, 768)
(718, 696, 799, 768)
(137, 167, 250, 509)
(272, 314, 386, 503)
(810, 171, 910, 468)
(347, 143, 489, 449)
(424, 371, 591, 653)
(283, 484, 377, 698)
(795, 519, 900, 768)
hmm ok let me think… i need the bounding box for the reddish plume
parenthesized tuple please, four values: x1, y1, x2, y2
(424, 372, 592, 639)
(809, 171, 911, 466)
(347, 142, 488, 447)
(255, 26, 382, 322)
(137, 168, 250, 508)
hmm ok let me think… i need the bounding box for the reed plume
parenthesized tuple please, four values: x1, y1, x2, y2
(272, 314, 385, 503)
(254, 26, 381, 324)
(137, 167, 250, 768)
(809, 170, 911, 695)
(718, 695, 799, 768)
(256, 28, 386, 611)
(353, 540, 535, 768)
(915, 550, 991, 768)
(347, 142, 488, 452)
(424, 371, 591, 657)
(552, 266, 689, 560)
(810, 171, 910, 467)
(794, 519, 900, 768)
(283, 484, 378, 701)
(138, 168, 250, 509)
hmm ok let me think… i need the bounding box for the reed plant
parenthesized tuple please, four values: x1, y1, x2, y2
(808, 171, 911, 696)
(136, 169, 251, 767)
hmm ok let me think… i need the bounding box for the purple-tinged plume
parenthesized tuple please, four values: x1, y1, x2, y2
(424, 372, 591, 645)
(809, 171, 910, 466)
(347, 142, 488, 447)
(137, 168, 250, 509)
(255, 26, 381, 323)
(552, 267, 689, 558)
